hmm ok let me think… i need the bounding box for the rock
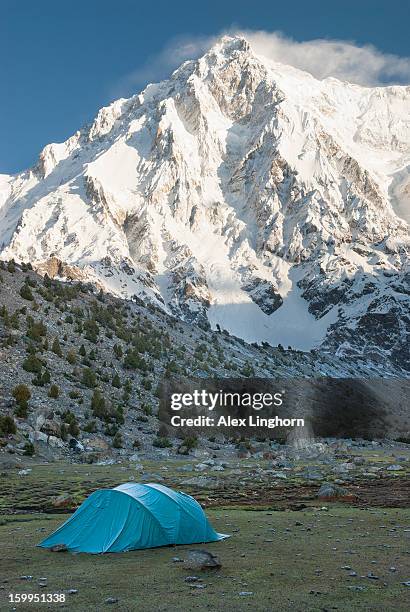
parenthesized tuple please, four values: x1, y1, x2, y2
(317, 483, 357, 501)
(48, 436, 65, 448)
(176, 465, 193, 472)
(88, 437, 110, 451)
(184, 576, 201, 583)
(348, 586, 366, 592)
(386, 464, 403, 471)
(181, 476, 218, 489)
(271, 471, 287, 479)
(20, 576, 33, 581)
(203, 459, 216, 466)
(239, 591, 253, 596)
(40, 419, 61, 437)
(128, 453, 141, 463)
(51, 494, 76, 510)
(18, 469, 32, 476)
(352, 456, 365, 465)
(195, 463, 208, 472)
(69, 438, 84, 452)
(105, 597, 119, 604)
(68, 589, 78, 595)
(302, 470, 323, 481)
(273, 459, 292, 468)
(184, 549, 221, 570)
(50, 544, 68, 552)
(29, 431, 48, 444)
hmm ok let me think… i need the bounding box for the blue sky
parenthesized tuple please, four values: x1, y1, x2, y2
(2, 0, 410, 174)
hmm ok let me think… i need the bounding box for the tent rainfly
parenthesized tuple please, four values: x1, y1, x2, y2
(38, 482, 227, 553)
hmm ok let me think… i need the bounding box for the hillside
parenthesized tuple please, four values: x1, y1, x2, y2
(4, 261, 393, 462)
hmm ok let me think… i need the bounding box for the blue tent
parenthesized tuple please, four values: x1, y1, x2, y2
(38, 482, 226, 553)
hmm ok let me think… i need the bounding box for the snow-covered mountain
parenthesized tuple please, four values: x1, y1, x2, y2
(1, 36, 409, 372)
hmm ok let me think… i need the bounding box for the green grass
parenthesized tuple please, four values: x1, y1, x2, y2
(1, 459, 409, 610)
(1, 507, 409, 611)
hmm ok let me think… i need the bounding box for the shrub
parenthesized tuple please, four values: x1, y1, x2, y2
(20, 284, 34, 301)
(153, 436, 172, 448)
(32, 369, 50, 387)
(142, 378, 152, 391)
(68, 390, 81, 400)
(91, 389, 106, 419)
(22, 354, 42, 374)
(27, 320, 47, 341)
(0, 415, 17, 436)
(83, 319, 99, 343)
(181, 435, 198, 453)
(66, 349, 76, 365)
(52, 337, 62, 357)
(112, 373, 121, 388)
(48, 385, 59, 399)
(112, 432, 123, 448)
(23, 442, 35, 456)
(82, 367, 96, 388)
(12, 384, 31, 404)
(14, 403, 28, 418)
(68, 421, 80, 437)
(83, 420, 97, 433)
(113, 344, 123, 358)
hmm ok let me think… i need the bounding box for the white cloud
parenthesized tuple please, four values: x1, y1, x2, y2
(111, 29, 410, 97)
(240, 30, 410, 86)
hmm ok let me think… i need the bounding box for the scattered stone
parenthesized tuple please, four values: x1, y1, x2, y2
(348, 586, 366, 592)
(51, 494, 76, 509)
(302, 470, 323, 481)
(317, 483, 357, 501)
(181, 476, 218, 489)
(185, 549, 221, 570)
(184, 576, 201, 583)
(50, 544, 68, 552)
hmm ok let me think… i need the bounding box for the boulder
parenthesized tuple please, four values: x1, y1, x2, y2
(40, 420, 61, 438)
(317, 483, 358, 501)
(51, 494, 76, 510)
(185, 549, 221, 570)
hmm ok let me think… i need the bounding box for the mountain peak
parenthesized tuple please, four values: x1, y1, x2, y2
(0, 39, 409, 374)
(212, 34, 252, 55)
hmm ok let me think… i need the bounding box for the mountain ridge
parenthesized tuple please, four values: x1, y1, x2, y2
(0, 35, 409, 373)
